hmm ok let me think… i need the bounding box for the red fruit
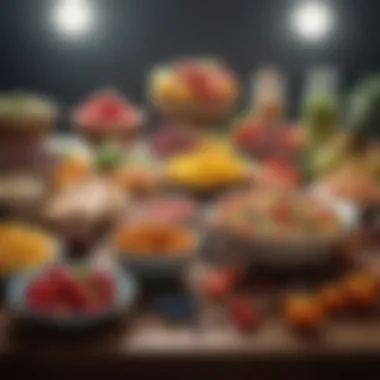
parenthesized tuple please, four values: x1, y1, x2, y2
(233, 122, 263, 150)
(89, 270, 115, 307)
(175, 63, 218, 101)
(229, 297, 260, 332)
(66, 283, 89, 311)
(175, 62, 201, 78)
(46, 266, 89, 311)
(78, 89, 136, 126)
(26, 279, 56, 311)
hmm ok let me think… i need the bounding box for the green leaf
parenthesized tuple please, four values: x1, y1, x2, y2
(93, 143, 125, 173)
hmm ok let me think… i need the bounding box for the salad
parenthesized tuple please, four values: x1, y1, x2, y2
(214, 191, 343, 241)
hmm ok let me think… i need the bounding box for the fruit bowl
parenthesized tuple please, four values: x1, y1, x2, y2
(149, 58, 239, 127)
(7, 264, 137, 330)
(74, 88, 144, 147)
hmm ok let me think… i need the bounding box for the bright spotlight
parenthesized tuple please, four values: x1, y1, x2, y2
(52, 0, 94, 38)
(291, 2, 334, 42)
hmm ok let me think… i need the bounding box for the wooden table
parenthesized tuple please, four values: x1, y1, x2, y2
(1, 301, 380, 379)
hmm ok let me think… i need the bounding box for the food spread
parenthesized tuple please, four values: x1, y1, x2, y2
(1, 58, 380, 350)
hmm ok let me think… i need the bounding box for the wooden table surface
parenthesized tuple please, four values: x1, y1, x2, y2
(1, 301, 380, 378)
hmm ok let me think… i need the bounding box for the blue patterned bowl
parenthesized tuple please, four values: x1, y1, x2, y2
(6, 266, 137, 330)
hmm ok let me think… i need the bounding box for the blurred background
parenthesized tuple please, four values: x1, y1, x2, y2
(0, 0, 379, 127)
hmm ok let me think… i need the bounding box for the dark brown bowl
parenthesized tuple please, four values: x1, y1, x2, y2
(0, 118, 53, 138)
(78, 123, 142, 148)
(162, 176, 252, 204)
(199, 226, 348, 274)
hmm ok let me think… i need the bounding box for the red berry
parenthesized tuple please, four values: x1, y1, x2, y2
(228, 297, 260, 332)
(67, 283, 89, 311)
(89, 270, 115, 306)
(26, 279, 56, 311)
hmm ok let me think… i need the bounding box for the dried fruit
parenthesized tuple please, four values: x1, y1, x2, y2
(317, 283, 345, 313)
(284, 294, 325, 331)
(342, 273, 377, 309)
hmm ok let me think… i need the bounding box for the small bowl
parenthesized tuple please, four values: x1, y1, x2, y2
(119, 252, 193, 280)
(7, 265, 137, 330)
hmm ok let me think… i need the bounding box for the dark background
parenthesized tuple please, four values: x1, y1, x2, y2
(1, 0, 379, 127)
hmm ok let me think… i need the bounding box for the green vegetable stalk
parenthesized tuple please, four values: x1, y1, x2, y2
(301, 93, 340, 178)
(303, 93, 339, 148)
(93, 143, 125, 173)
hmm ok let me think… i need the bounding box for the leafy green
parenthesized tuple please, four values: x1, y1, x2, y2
(302, 93, 339, 145)
(93, 143, 125, 173)
(348, 74, 380, 140)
